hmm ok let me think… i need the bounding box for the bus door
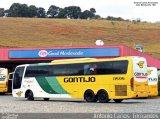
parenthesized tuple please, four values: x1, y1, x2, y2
(13, 67, 25, 95)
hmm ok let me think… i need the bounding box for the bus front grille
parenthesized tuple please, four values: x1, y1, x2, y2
(115, 85, 127, 96)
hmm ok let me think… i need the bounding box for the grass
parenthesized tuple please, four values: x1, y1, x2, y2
(0, 17, 160, 59)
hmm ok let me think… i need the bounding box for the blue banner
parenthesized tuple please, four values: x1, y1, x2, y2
(8, 48, 120, 58)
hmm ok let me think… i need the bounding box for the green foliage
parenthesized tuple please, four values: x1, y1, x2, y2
(47, 5, 60, 18)
(95, 15, 101, 19)
(36, 7, 46, 18)
(57, 8, 67, 18)
(80, 10, 90, 19)
(28, 5, 37, 17)
(80, 8, 96, 19)
(6, 3, 98, 19)
(9, 3, 22, 17)
(106, 16, 124, 21)
(20, 4, 29, 17)
(90, 8, 96, 14)
(63, 6, 81, 19)
(4, 2, 134, 22)
(0, 8, 4, 17)
(7, 3, 45, 18)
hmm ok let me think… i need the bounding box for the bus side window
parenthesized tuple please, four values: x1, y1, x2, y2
(84, 64, 96, 75)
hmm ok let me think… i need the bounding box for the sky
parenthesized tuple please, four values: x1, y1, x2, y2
(0, 0, 160, 22)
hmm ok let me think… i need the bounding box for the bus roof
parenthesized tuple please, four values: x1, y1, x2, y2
(50, 56, 144, 65)
(15, 56, 145, 67)
(51, 58, 97, 64)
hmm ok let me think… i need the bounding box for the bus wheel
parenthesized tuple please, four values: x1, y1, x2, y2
(44, 98, 49, 101)
(84, 89, 97, 102)
(97, 90, 109, 103)
(26, 90, 34, 101)
(113, 99, 123, 103)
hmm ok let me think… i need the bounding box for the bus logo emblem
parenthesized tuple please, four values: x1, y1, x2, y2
(137, 61, 144, 68)
(38, 50, 48, 57)
(16, 91, 23, 96)
(148, 69, 153, 75)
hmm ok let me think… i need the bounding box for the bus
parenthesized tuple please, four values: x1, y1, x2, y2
(0, 68, 8, 94)
(12, 56, 149, 103)
(147, 67, 158, 97)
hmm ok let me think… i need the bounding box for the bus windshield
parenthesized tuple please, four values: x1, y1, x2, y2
(13, 67, 25, 89)
(0, 68, 7, 81)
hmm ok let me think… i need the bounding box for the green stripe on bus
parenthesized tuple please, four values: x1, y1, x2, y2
(45, 77, 69, 94)
(36, 77, 58, 94)
(36, 77, 69, 94)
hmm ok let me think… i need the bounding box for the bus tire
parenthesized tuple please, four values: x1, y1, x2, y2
(44, 98, 49, 101)
(113, 99, 123, 103)
(97, 90, 109, 103)
(26, 90, 34, 101)
(84, 89, 97, 102)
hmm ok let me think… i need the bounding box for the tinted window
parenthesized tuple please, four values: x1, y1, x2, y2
(53, 64, 84, 76)
(24, 60, 128, 77)
(112, 61, 128, 74)
(13, 67, 25, 89)
(25, 64, 84, 77)
(25, 66, 52, 77)
(97, 60, 128, 74)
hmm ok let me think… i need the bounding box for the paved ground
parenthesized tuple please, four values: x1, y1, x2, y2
(0, 94, 160, 113)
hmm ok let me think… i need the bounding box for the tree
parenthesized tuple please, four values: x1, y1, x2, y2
(47, 5, 60, 18)
(90, 8, 96, 19)
(90, 8, 96, 14)
(57, 8, 67, 18)
(63, 6, 81, 19)
(36, 7, 46, 18)
(28, 5, 37, 17)
(106, 16, 125, 21)
(20, 4, 29, 17)
(80, 10, 92, 19)
(9, 3, 22, 17)
(4, 9, 10, 17)
(0, 8, 4, 17)
(9, 3, 29, 17)
(95, 15, 101, 19)
(80, 8, 97, 19)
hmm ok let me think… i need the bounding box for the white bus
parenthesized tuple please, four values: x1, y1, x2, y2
(12, 56, 149, 102)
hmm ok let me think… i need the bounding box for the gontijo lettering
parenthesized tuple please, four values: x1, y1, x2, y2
(134, 72, 148, 78)
(64, 77, 96, 83)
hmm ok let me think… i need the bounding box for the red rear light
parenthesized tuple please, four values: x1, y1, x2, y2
(130, 77, 134, 91)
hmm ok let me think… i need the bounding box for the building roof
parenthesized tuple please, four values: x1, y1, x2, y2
(0, 45, 160, 69)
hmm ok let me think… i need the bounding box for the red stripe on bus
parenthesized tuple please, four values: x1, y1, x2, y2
(135, 76, 147, 78)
